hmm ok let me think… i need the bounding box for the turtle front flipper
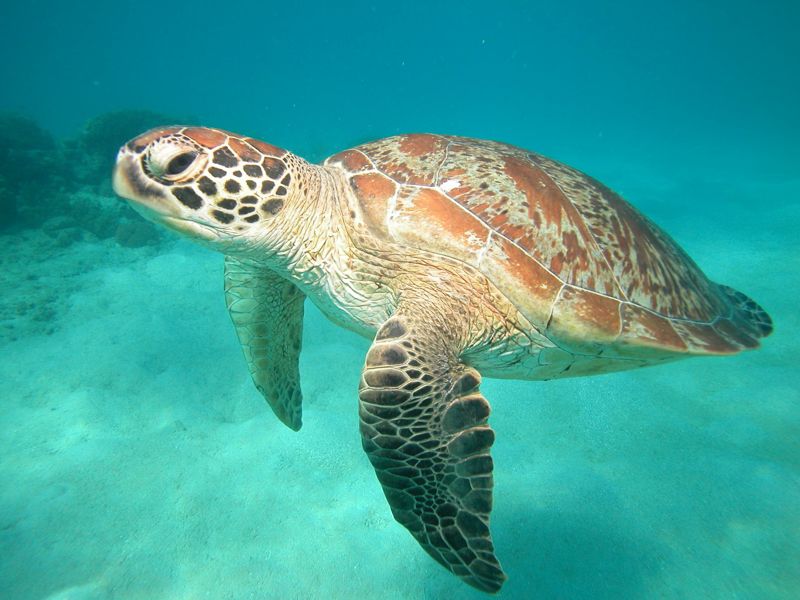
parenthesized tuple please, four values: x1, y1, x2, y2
(224, 256, 305, 431)
(359, 314, 505, 593)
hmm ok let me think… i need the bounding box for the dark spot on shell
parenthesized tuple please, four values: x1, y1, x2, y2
(172, 187, 203, 209)
(359, 388, 410, 406)
(262, 157, 285, 179)
(224, 179, 240, 193)
(261, 180, 275, 194)
(448, 427, 495, 457)
(197, 176, 217, 196)
(262, 198, 284, 215)
(276, 186, 287, 196)
(442, 396, 491, 434)
(376, 319, 407, 340)
(212, 210, 234, 224)
(364, 368, 408, 388)
(208, 166, 226, 178)
(452, 371, 481, 395)
(243, 164, 263, 177)
(217, 198, 237, 209)
(241, 195, 258, 204)
(212, 147, 238, 168)
(245, 214, 260, 223)
(238, 206, 255, 215)
(365, 343, 408, 366)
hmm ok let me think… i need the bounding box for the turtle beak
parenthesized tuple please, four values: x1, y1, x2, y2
(112, 147, 169, 210)
(112, 148, 173, 223)
(112, 146, 220, 243)
(112, 150, 136, 200)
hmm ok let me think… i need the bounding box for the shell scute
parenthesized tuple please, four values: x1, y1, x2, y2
(392, 187, 489, 263)
(547, 286, 622, 354)
(183, 127, 227, 148)
(617, 303, 687, 355)
(473, 235, 564, 334)
(245, 138, 286, 158)
(670, 319, 739, 354)
(357, 134, 449, 185)
(350, 172, 397, 238)
(328, 149, 373, 173)
(228, 137, 262, 162)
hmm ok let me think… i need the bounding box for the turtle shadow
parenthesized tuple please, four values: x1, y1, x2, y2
(496, 505, 665, 600)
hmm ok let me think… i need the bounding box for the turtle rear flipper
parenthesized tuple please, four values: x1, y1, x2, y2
(359, 314, 506, 593)
(719, 284, 773, 339)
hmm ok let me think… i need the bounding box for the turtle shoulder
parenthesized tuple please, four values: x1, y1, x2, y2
(324, 134, 769, 356)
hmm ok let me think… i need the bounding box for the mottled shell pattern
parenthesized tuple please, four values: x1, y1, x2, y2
(325, 134, 772, 357)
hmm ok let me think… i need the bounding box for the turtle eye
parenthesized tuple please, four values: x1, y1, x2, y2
(144, 137, 207, 183)
(166, 151, 197, 175)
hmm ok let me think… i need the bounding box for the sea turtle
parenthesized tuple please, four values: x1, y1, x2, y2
(113, 127, 772, 593)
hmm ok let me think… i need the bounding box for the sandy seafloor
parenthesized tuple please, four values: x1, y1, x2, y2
(0, 159, 798, 600)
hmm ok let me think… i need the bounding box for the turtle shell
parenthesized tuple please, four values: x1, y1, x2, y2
(325, 134, 771, 356)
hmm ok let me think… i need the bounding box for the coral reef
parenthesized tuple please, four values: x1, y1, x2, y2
(0, 113, 62, 230)
(0, 109, 190, 246)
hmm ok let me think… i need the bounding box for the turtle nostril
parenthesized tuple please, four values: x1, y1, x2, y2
(166, 151, 198, 175)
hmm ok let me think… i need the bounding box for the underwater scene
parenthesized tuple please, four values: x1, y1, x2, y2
(1, 1, 798, 598)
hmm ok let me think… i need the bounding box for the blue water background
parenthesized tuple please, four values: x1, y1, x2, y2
(1, 1, 798, 599)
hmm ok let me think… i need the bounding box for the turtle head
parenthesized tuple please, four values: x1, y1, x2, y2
(113, 126, 306, 253)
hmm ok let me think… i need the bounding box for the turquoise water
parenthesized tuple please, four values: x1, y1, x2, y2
(1, 1, 798, 598)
